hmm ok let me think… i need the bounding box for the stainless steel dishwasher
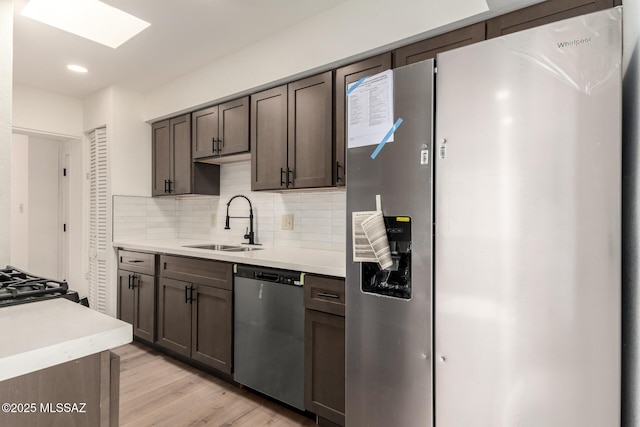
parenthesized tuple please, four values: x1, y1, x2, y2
(233, 264, 304, 410)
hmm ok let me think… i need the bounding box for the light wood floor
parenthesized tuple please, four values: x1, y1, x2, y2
(112, 342, 316, 427)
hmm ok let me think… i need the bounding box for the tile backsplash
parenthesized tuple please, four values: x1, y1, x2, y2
(113, 160, 346, 252)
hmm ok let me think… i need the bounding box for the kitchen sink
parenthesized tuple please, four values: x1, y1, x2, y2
(183, 244, 263, 252)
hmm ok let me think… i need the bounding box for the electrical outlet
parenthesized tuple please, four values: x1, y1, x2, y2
(281, 214, 294, 231)
(210, 214, 216, 227)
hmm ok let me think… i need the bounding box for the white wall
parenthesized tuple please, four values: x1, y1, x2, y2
(83, 86, 111, 133)
(12, 85, 83, 138)
(0, 0, 13, 267)
(143, 0, 541, 121)
(10, 133, 28, 269)
(111, 87, 151, 196)
(84, 85, 150, 196)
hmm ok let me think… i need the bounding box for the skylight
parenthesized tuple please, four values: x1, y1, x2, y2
(20, 0, 150, 49)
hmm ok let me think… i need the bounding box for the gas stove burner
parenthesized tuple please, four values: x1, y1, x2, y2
(0, 266, 79, 307)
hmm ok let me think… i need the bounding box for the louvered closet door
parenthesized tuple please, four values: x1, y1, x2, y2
(88, 127, 108, 313)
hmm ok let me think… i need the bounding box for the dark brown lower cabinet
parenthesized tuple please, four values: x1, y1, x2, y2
(157, 277, 192, 357)
(157, 258, 233, 374)
(191, 284, 233, 374)
(305, 309, 345, 426)
(117, 270, 155, 343)
(0, 351, 120, 427)
(304, 274, 346, 426)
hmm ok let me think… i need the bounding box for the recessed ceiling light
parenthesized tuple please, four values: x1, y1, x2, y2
(67, 64, 88, 73)
(20, 0, 150, 49)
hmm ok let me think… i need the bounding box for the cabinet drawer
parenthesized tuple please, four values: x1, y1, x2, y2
(160, 255, 232, 290)
(118, 250, 156, 275)
(304, 275, 345, 317)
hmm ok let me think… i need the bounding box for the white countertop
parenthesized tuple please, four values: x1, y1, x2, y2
(1, 299, 132, 382)
(113, 239, 346, 278)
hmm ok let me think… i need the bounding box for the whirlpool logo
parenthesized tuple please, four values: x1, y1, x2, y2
(557, 36, 592, 48)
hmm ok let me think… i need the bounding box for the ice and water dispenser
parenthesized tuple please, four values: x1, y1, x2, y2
(361, 216, 412, 299)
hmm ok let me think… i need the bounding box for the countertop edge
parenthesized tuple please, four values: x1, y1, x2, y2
(0, 299, 133, 382)
(113, 239, 346, 278)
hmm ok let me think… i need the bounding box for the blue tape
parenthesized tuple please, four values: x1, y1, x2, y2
(346, 77, 367, 96)
(371, 118, 403, 159)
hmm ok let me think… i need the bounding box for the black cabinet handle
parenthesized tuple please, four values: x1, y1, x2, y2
(336, 162, 343, 183)
(131, 274, 138, 289)
(127, 259, 144, 264)
(212, 137, 217, 155)
(280, 168, 286, 187)
(167, 180, 173, 193)
(164, 179, 169, 193)
(128, 274, 133, 289)
(184, 285, 189, 304)
(189, 285, 196, 304)
(317, 292, 340, 299)
(287, 168, 293, 188)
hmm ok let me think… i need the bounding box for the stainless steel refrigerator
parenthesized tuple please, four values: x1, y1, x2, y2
(346, 7, 621, 427)
(435, 8, 621, 426)
(346, 59, 435, 427)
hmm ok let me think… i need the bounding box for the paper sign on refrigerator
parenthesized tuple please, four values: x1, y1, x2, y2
(351, 211, 393, 270)
(347, 70, 395, 149)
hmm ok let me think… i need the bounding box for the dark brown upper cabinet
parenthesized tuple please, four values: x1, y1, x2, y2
(394, 22, 486, 67)
(251, 85, 288, 191)
(486, 0, 617, 38)
(152, 114, 220, 196)
(192, 97, 249, 160)
(251, 71, 333, 191)
(334, 53, 392, 187)
(288, 71, 333, 189)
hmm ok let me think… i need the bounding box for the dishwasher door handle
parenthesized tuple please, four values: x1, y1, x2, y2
(254, 272, 280, 282)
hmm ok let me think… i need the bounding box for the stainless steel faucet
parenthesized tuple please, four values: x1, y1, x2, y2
(224, 194, 256, 245)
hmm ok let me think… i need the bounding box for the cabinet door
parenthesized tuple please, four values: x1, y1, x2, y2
(192, 106, 218, 159)
(170, 114, 192, 195)
(288, 71, 333, 189)
(157, 277, 191, 357)
(305, 309, 345, 426)
(335, 53, 392, 187)
(486, 0, 615, 38)
(394, 22, 485, 67)
(251, 85, 288, 190)
(133, 272, 155, 342)
(191, 285, 233, 373)
(117, 270, 135, 326)
(219, 97, 249, 156)
(152, 120, 171, 196)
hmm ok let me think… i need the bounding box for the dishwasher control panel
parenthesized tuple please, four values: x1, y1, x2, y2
(235, 265, 302, 286)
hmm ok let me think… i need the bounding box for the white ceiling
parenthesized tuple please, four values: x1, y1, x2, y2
(12, 0, 347, 98)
